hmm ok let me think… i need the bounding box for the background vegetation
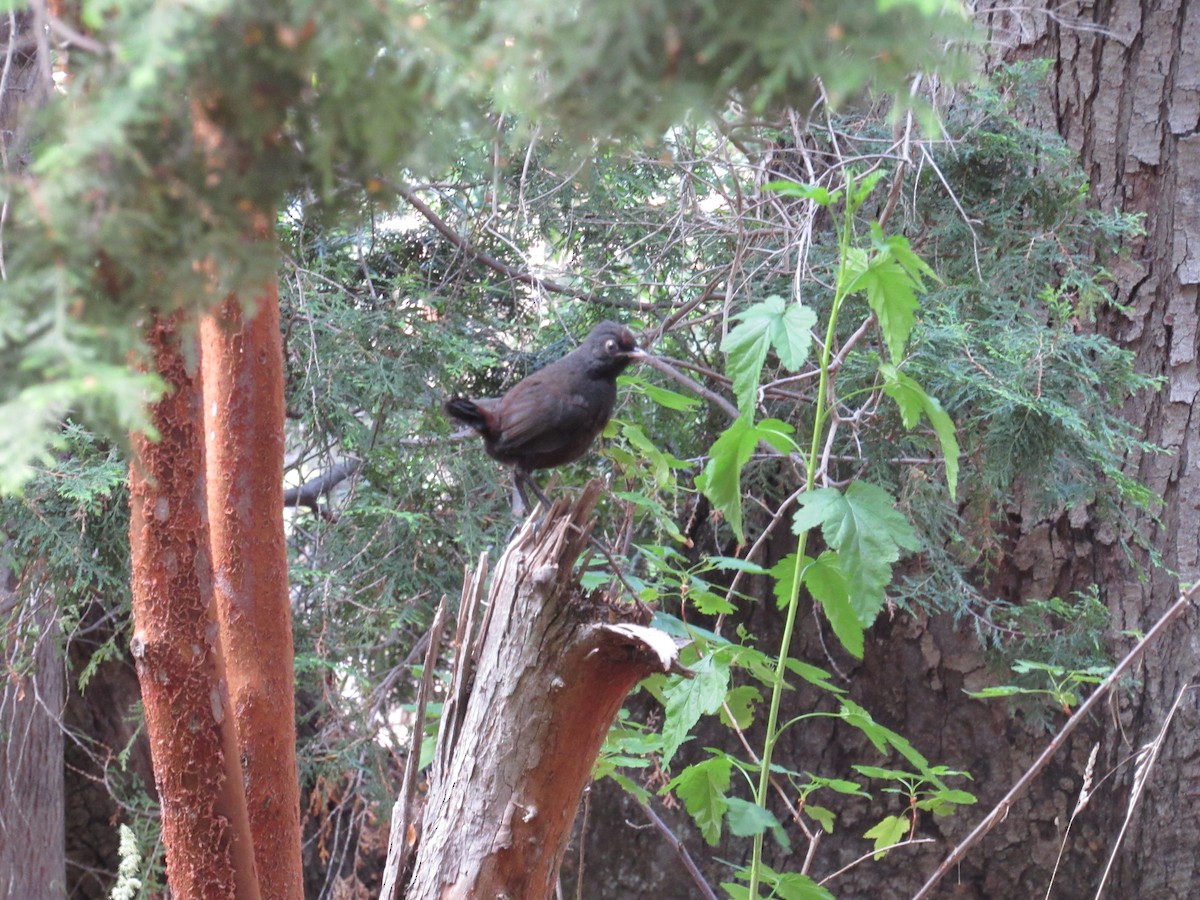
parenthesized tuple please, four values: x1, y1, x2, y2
(0, 1, 1163, 896)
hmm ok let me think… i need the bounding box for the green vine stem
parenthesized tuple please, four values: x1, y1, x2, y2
(746, 190, 855, 898)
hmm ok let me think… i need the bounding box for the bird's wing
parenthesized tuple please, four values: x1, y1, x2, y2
(493, 372, 604, 458)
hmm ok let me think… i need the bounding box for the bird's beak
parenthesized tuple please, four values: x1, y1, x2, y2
(624, 347, 649, 362)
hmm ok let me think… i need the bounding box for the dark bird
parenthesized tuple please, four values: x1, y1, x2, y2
(445, 320, 644, 512)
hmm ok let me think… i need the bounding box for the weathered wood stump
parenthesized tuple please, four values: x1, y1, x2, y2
(389, 482, 680, 899)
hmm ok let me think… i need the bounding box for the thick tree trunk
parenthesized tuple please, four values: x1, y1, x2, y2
(0, 9, 65, 895)
(977, 2, 1200, 895)
(0, 573, 66, 897)
(128, 315, 261, 899)
(403, 484, 681, 899)
(201, 289, 304, 899)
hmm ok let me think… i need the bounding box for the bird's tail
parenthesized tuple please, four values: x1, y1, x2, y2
(443, 396, 489, 433)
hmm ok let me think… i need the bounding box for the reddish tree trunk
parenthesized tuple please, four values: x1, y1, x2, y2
(201, 289, 304, 898)
(128, 315, 261, 900)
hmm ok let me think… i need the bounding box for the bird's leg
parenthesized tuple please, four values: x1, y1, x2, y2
(513, 469, 553, 516)
(511, 475, 531, 518)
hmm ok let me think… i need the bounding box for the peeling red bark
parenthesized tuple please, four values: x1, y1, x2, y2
(128, 314, 261, 900)
(201, 288, 304, 899)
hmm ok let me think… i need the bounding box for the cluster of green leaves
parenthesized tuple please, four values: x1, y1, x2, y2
(910, 61, 1157, 540)
(599, 616, 975, 898)
(0, 425, 130, 655)
(273, 75, 1153, 890)
(0, 0, 1158, 887)
(678, 175, 972, 895)
(0, 0, 970, 496)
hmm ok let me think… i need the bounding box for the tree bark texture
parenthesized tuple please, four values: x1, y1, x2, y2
(0, 8, 64, 897)
(201, 290, 304, 900)
(0, 573, 66, 897)
(405, 483, 681, 899)
(977, 2, 1200, 896)
(128, 315, 261, 900)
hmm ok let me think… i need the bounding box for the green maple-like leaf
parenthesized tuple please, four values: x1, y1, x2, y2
(843, 229, 935, 363)
(802, 551, 863, 659)
(664, 754, 731, 846)
(858, 254, 919, 361)
(726, 796, 785, 843)
(721, 295, 817, 416)
(697, 416, 795, 543)
(879, 364, 960, 498)
(659, 654, 730, 766)
(792, 483, 919, 625)
(864, 814, 909, 857)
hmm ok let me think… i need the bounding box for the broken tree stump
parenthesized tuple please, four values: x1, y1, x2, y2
(395, 482, 681, 899)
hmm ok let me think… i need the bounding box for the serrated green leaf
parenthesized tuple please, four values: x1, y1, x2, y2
(722, 868, 835, 900)
(769, 552, 801, 610)
(763, 179, 840, 207)
(783, 657, 845, 694)
(765, 871, 835, 900)
(660, 655, 731, 765)
(664, 754, 731, 845)
(606, 772, 653, 804)
(691, 589, 736, 615)
(725, 796, 781, 839)
(862, 255, 919, 361)
(719, 685, 762, 729)
(792, 484, 919, 626)
(864, 814, 909, 857)
(916, 789, 977, 815)
(721, 296, 817, 416)
(841, 699, 933, 775)
(802, 551, 863, 659)
(806, 774, 869, 797)
(870, 225, 938, 289)
(804, 804, 836, 833)
(620, 375, 702, 411)
(769, 550, 862, 657)
(853, 764, 909, 781)
(709, 555, 770, 575)
(698, 416, 795, 543)
(755, 417, 799, 454)
(620, 421, 691, 486)
(879, 364, 960, 498)
(696, 416, 757, 542)
(850, 169, 888, 211)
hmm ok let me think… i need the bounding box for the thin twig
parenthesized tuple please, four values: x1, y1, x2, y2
(636, 799, 720, 900)
(391, 181, 647, 310)
(638, 353, 739, 421)
(819, 838, 936, 886)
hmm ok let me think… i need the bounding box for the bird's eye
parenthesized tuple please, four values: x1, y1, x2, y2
(604, 338, 618, 353)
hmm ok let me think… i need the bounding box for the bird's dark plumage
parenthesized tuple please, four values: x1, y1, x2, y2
(445, 321, 643, 504)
